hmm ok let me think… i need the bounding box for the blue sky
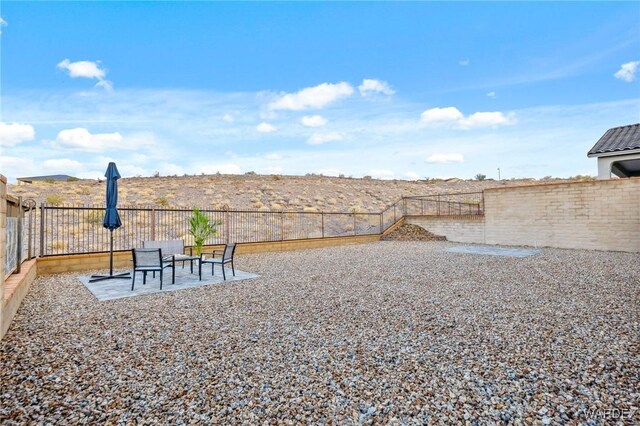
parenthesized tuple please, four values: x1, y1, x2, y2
(1, 2, 639, 182)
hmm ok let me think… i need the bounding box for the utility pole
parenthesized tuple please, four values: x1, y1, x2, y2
(497, 168, 501, 180)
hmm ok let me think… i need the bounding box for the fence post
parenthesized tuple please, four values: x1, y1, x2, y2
(379, 213, 383, 233)
(352, 214, 356, 236)
(16, 197, 23, 273)
(225, 209, 230, 244)
(151, 208, 156, 241)
(39, 203, 45, 257)
(321, 212, 325, 238)
(280, 211, 285, 241)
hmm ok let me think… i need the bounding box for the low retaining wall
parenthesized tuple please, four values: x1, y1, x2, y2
(2, 259, 37, 338)
(37, 234, 381, 275)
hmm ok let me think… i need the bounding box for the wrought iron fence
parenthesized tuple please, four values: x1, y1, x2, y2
(403, 192, 484, 216)
(38, 205, 383, 256)
(32, 191, 484, 257)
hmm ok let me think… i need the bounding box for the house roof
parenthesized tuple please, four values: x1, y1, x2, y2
(17, 175, 77, 182)
(588, 123, 640, 157)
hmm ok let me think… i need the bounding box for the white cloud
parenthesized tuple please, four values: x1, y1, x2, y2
(459, 59, 470, 66)
(421, 107, 515, 129)
(257, 122, 278, 133)
(614, 61, 639, 82)
(42, 158, 85, 173)
(486, 91, 496, 98)
(264, 153, 282, 160)
(222, 113, 235, 123)
(367, 169, 395, 179)
(57, 58, 113, 91)
(420, 107, 464, 123)
(301, 115, 328, 127)
(0, 122, 35, 147)
(426, 153, 465, 164)
(0, 17, 7, 34)
(52, 128, 123, 151)
(358, 79, 395, 96)
(307, 132, 346, 145)
(458, 112, 516, 129)
(404, 171, 419, 180)
(268, 82, 354, 110)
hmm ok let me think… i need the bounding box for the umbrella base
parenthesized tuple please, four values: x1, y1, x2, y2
(89, 272, 131, 283)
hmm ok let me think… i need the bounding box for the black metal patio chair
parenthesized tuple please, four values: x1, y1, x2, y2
(199, 243, 236, 281)
(131, 248, 175, 291)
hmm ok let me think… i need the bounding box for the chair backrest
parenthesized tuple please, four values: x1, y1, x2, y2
(132, 248, 162, 268)
(223, 243, 236, 261)
(143, 239, 184, 255)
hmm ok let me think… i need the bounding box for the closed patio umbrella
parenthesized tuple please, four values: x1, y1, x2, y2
(89, 162, 131, 282)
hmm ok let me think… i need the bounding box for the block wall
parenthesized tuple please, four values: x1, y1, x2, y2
(407, 215, 485, 244)
(484, 178, 640, 252)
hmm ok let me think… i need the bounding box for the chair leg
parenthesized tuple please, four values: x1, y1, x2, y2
(132, 271, 136, 291)
(172, 264, 175, 284)
(222, 263, 226, 281)
(231, 260, 235, 276)
(199, 261, 202, 281)
(160, 270, 163, 290)
(143, 271, 147, 285)
(212, 263, 215, 276)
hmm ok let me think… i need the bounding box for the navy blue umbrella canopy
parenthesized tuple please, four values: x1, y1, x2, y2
(103, 162, 122, 230)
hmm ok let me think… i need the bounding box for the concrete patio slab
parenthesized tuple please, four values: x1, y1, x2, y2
(443, 245, 542, 257)
(78, 266, 259, 301)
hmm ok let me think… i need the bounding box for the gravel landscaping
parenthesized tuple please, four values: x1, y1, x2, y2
(1, 241, 638, 424)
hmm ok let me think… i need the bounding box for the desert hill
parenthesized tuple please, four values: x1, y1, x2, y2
(8, 174, 576, 213)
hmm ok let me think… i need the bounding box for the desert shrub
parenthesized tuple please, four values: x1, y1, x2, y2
(45, 179, 56, 184)
(67, 177, 79, 182)
(155, 196, 169, 207)
(363, 175, 372, 180)
(153, 171, 160, 177)
(475, 174, 487, 181)
(245, 171, 256, 175)
(272, 175, 282, 181)
(46, 194, 64, 206)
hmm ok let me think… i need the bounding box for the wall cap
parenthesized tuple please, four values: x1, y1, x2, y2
(484, 177, 639, 192)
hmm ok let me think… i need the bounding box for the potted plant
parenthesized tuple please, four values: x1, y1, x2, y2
(189, 208, 218, 256)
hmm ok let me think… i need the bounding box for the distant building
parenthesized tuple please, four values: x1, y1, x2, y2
(588, 123, 640, 179)
(17, 175, 77, 185)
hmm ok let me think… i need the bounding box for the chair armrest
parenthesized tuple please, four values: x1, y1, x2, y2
(200, 251, 219, 259)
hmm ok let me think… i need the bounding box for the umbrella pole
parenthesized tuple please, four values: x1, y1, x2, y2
(89, 228, 131, 283)
(109, 229, 114, 276)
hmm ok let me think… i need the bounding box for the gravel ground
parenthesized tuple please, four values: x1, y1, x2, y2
(1, 241, 638, 425)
